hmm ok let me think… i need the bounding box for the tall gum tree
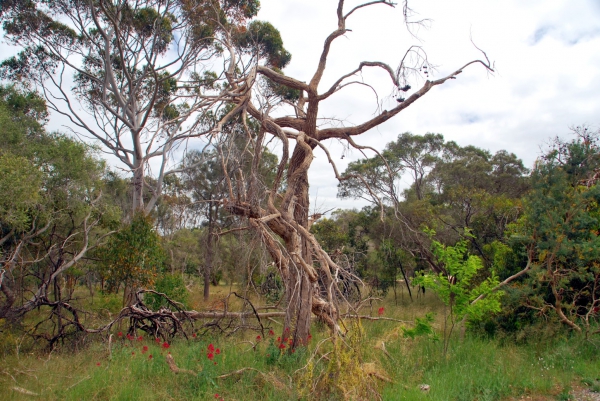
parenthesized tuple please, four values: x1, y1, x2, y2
(215, 0, 494, 348)
(0, 0, 260, 214)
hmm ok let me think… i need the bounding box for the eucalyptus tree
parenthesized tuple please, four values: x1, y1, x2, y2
(0, 0, 248, 214)
(0, 85, 112, 327)
(339, 133, 529, 278)
(427, 144, 529, 251)
(211, 0, 493, 347)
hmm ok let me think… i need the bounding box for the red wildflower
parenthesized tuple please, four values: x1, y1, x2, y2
(308, 334, 312, 341)
(287, 338, 293, 345)
(96, 362, 101, 366)
(276, 337, 281, 343)
(117, 332, 123, 337)
(215, 348, 221, 355)
(137, 336, 143, 341)
(148, 354, 153, 360)
(126, 334, 133, 340)
(256, 335, 261, 341)
(131, 352, 135, 355)
(155, 338, 161, 344)
(162, 342, 170, 350)
(378, 307, 385, 316)
(192, 333, 197, 338)
(278, 343, 286, 350)
(207, 352, 214, 361)
(268, 329, 274, 336)
(214, 395, 220, 399)
(142, 345, 149, 354)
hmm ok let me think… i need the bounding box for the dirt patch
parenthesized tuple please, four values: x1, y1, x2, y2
(571, 385, 600, 401)
(504, 385, 600, 401)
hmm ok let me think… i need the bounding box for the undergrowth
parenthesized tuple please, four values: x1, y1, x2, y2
(1, 286, 599, 400)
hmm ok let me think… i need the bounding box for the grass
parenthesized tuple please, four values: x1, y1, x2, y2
(1, 284, 598, 400)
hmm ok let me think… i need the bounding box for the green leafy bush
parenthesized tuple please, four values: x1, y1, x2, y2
(145, 273, 189, 310)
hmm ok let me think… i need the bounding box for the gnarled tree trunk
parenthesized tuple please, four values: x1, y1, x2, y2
(218, 0, 493, 350)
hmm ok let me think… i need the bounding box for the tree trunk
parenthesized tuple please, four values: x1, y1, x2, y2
(281, 144, 314, 348)
(224, 136, 341, 349)
(127, 159, 145, 307)
(0, 274, 16, 320)
(283, 260, 313, 347)
(203, 203, 216, 301)
(132, 161, 144, 213)
(123, 283, 136, 307)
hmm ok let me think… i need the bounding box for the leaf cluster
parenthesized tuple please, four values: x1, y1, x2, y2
(414, 232, 504, 324)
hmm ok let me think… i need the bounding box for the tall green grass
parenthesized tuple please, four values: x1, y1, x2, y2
(1, 286, 598, 400)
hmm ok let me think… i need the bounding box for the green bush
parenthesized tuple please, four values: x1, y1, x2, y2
(145, 273, 189, 310)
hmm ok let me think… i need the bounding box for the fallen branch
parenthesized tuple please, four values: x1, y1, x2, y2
(342, 314, 413, 324)
(165, 354, 196, 375)
(179, 311, 285, 320)
(2, 369, 17, 383)
(12, 386, 39, 396)
(217, 367, 263, 380)
(375, 341, 395, 361)
(66, 375, 91, 390)
(217, 367, 290, 392)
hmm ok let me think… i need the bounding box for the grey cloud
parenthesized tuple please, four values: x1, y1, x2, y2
(530, 26, 553, 45)
(529, 25, 600, 46)
(459, 113, 481, 124)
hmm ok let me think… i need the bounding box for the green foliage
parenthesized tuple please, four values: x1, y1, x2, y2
(338, 132, 529, 297)
(415, 232, 504, 325)
(375, 239, 411, 295)
(236, 20, 291, 68)
(402, 312, 438, 340)
(506, 130, 600, 335)
(310, 217, 349, 253)
(98, 213, 166, 292)
(145, 273, 189, 310)
(0, 152, 41, 230)
(0, 84, 108, 234)
(264, 67, 300, 101)
(0, 84, 47, 122)
(310, 208, 371, 278)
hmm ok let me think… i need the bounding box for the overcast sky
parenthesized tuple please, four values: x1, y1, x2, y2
(4, 0, 599, 216)
(255, 0, 600, 214)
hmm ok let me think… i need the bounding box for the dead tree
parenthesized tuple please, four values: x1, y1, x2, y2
(213, 0, 493, 349)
